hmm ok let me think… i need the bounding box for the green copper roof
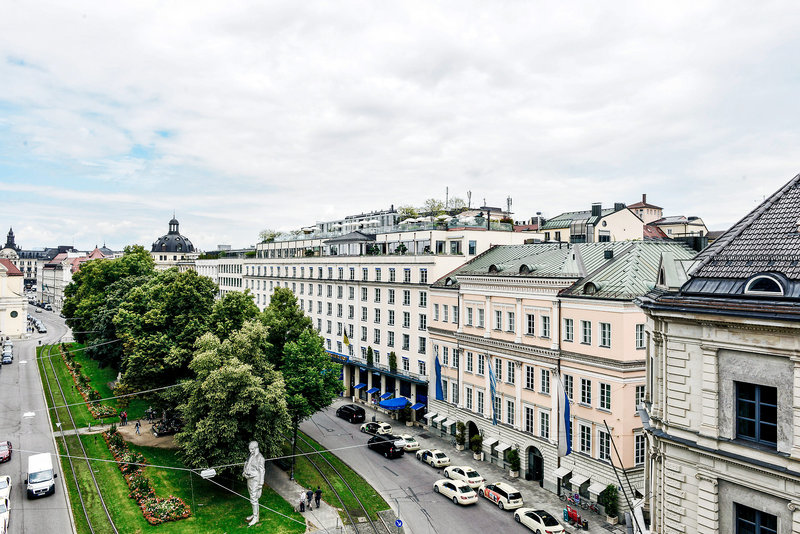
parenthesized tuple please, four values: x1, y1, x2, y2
(539, 208, 617, 230)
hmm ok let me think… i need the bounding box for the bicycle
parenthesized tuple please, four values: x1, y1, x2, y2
(559, 492, 580, 506)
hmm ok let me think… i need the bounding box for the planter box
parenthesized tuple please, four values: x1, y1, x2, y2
(456, 444, 465, 451)
(606, 515, 619, 525)
(405, 421, 414, 427)
(473, 452, 483, 461)
(509, 470, 519, 478)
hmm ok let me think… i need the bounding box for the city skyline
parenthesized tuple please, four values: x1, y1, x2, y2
(2, 2, 800, 250)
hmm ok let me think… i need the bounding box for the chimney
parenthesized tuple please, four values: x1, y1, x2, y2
(591, 203, 602, 217)
(642, 194, 647, 204)
(614, 202, 626, 212)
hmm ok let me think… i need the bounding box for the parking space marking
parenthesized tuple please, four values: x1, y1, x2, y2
(383, 465, 400, 477)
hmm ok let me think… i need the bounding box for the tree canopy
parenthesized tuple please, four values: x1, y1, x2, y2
(210, 290, 260, 340)
(260, 287, 313, 369)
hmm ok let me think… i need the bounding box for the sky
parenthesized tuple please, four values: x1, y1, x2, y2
(2, 1, 800, 251)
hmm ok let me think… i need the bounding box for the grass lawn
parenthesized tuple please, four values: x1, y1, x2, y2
(287, 431, 390, 523)
(37, 345, 96, 431)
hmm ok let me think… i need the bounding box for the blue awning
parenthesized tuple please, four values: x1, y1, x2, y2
(379, 397, 409, 410)
(366, 387, 380, 394)
(380, 392, 393, 400)
(410, 403, 426, 410)
(353, 383, 367, 390)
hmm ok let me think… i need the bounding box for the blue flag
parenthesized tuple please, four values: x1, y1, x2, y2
(556, 372, 572, 456)
(434, 355, 444, 401)
(487, 356, 497, 425)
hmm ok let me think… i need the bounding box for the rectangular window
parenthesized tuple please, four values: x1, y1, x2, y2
(452, 382, 459, 404)
(402, 334, 410, 351)
(599, 430, 611, 461)
(338, 267, 343, 279)
(506, 400, 515, 426)
(402, 356, 408, 371)
(540, 369, 550, 394)
(526, 314, 535, 335)
(327, 303, 332, 316)
(418, 337, 426, 354)
(506, 361, 515, 384)
(362, 267, 368, 281)
(388, 331, 395, 347)
(402, 290, 411, 306)
(494, 397, 502, 422)
(466, 307, 473, 326)
(388, 310, 395, 326)
(419, 291, 427, 307)
(374, 288, 381, 302)
(635, 385, 645, 409)
(540, 411, 550, 439)
(580, 424, 592, 454)
(525, 366, 535, 390)
(478, 309, 485, 328)
(402, 311, 411, 328)
(443, 305, 449, 323)
(494, 358, 502, 381)
(541, 315, 550, 338)
(507, 311, 515, 332)
(326, 321, 332, 334)
(375, 268, 381, 281)
(419, 314, 427, 331)
(419, 268, 428, 284)
(600, 322, 611, 348)
(581, 320, 592, 344)
(452, 306, 459, 324)
(466, 352, 473, 373)
(466, 387, 473, 410)
(389, 268, 396, 282)
(564, 374, 573, 400)
(468, 240, 477, 255)
(327, 285, 333, 297)
(433, 304, 439, 321)
(374, 329, 381, 344)
(418, 360, 426, 375)
(634, 434, 645, 465)
(361, 326, 367, 341)
(477, 390, 484, 415)
(361, 287, 367, 301)
(442, 379, 448, 401)
(524, 406, 535, 433)
(361, 307, 367, 321)
(403, 268, 411, 283)
(580, 378, 592, 405)
(328, 267, 333, 279)
(636, 324, 646, 349)
(736, 382, 777, 446)
(388, 289, 395, 304)
(349, 267, 355, 280)
(442, 346, 449, 366)
(600, 383, 611, 410)
(477, 354, 485, 376)
(374, 308, 381, 323)
(494, 310, 502, 330)
(349, 287, 355, 300)
(735, 503, 778, 534)
(563, 318, 573, 342)
(337, 304, 343, 317)
(348, 305, 354, 319)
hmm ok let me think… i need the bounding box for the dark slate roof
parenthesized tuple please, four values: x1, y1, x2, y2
(539, 208, 616, 230)
(690, 173, 800, 280)
(323, 231, 376, 244)
(151, 218, 195, 253)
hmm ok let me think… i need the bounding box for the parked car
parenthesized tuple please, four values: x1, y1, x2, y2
(443, 466, 485, 488)
(25, 453, 57, 498)
(514, 508, 565, 533)
(478, 482, 524, 510)
(0, 475, 10, 500)
(360, 421, 392, 435)
(1, 354, 11, 365)
(366, 434, 406, 459)
(37, 326, 47, 333)
(0, 442, 11, 463)
(34, 308, 42, 313)
(433, 479, 478, 506)
(335, 404, 365, 423)
(44, 304, 52, 311)
(399, 434, 420, 451)
(416, 449, 451, 468)
(0, 497, 8, 534)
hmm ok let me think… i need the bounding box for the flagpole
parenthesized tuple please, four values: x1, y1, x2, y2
(604, 419, 646, 534)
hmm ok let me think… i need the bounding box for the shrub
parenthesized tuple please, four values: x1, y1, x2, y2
(599, 484, 619, 518)
(455, 422, 466, 446)
(470, 434, 483, 454)
(507, 448, 521, 472)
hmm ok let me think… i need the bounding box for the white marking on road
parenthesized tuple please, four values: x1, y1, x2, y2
(20, 360, 28, 364)
(23, 412, 36, 418)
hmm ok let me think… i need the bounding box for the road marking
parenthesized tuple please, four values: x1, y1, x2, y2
(20, 360, 27, 364)
(23, 412, 35, 418)
(383, 465, 399, 477)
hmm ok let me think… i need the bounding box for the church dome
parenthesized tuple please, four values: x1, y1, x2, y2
(151, 217, 195, 253)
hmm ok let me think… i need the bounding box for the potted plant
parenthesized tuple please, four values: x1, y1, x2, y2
(507, 448, 521, 478)
(599, 484, 619, 524)
(366, 346, 374, 368)
(398, 406, 413, 426)
(388, 351, 397, 373)
(455, 422, 466, 451)
(470, 434, 483, 461)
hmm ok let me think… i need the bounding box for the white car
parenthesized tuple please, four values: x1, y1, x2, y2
(433, 479, 478, 505)
(479, 482, 524, 510)
(0, 498, 8, 534)
(360, 422, 393, 435)
(416, 449, 451, 468)
(0, 476, 9, 500)
(514, 508, 565, 533)
(443, 466, 485, 488)
(400, 434, 420, 451)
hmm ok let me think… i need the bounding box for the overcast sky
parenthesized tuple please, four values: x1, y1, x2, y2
(2, 1, 800, 251)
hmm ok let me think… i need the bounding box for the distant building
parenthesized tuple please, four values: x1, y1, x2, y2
(41, 247, 109, 308)
(538, 202, 643, 243)
(0, 258, 25, 338)
(650, 215, 708, 237)
(627, 194, 664, 224)
(637, 173, 800, 534)
(150, 216, 199, 271)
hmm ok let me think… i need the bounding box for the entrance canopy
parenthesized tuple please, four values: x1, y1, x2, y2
(410, 403, 426, 410)
(495, 442, 512, 454)
(554, 466, 572, 479)
(379, 392, 393, 400)
(366, 387, 380, 394)
(422, 412, 437, 420)
(353, 383, 367, 389)
(379, 397, 409, 410)
(571, 473, 590, 488)
(588, 481, 608, 497)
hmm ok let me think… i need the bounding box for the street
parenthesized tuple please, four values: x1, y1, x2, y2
(0, 307, 73, 534)
(301, 400, 611, 534)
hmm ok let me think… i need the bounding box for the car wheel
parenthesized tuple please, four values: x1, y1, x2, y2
(444, 470, 450, 478)
(514, 514, 520, 523)
(434, 485, 439, 493)
(429, 460, 435, 467)
(498, 501, 504, 510)
(453, 496, 458, 505)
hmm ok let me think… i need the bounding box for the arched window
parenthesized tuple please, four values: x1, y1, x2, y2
(583, 282, 599, 295)
(519, 264, 531, 274)
(488, 264, 500, 273)
(744, 275, 784, 296)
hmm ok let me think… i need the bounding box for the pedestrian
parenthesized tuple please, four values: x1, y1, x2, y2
(135, 421, 141, 435)
(314, 486, 322, 508)
(120, 412, 125, 426)
(306, 488, 314, 510)
(123, 411, 128, 426)
(298, 490, 305, 513)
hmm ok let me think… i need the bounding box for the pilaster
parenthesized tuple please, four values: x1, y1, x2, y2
(699, 345, 719, 439)
(793, 357, 800, 459)
(787, 500, 800, 533)
(695, 471, 719, 534)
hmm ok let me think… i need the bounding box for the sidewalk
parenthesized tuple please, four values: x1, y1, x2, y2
(265, 460, 348, 534)
(370, 410, 627, 534)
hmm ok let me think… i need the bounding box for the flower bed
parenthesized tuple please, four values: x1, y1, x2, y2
(59, 345, 117, 419)
(103, 427, 191, 524)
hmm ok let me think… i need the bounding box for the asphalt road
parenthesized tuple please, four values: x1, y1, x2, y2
(300, 400, 532, 534)
(0, 306, 73, 534)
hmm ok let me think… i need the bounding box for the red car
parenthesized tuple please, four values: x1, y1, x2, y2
(0, 441, 11, 462)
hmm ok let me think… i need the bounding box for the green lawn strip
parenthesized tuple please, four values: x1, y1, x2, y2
(125, 443, 304, 533)
(37, 345, 88, 432)
(68, 343, 148, 420)
(55, 437, 93, 534)
(288, 431, 390, 522)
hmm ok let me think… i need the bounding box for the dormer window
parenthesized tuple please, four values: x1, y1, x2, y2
(488, 264, 500, 273)
(519, 264, 531, 274)
(583, 282, 599, 295)
(744, 274, 784, 296)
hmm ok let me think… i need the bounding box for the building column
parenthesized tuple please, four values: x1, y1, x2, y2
(380, 373, 387, 395)
(700, 345, 719, 439)
(787, 501, 800, 534)
(515, 298, 522, 343)
(342, 364, 351, 398)
(550, 299, 559, 351)
(515, 361, 523, 430)
(792, 357, 800, 459)
(484, 297, 491, 338)
(695, 471, 719, 534)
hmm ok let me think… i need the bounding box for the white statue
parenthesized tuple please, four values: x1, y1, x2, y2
(243, 440, 265, 526)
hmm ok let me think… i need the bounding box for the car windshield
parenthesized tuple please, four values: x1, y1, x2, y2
(458, 486, 474, 493)
(29, 469, 53, 483)
(406, 437, 417, 443)
(507, 492, 522, 501)
(0, 479, 7, 489)
(466, 470, 480, 478)
(435, 453, 447, 459)
(0, 502, 6, 513)
(537, 511, 558, 526)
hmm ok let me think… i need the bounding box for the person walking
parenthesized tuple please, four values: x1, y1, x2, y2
(314, 486, 322, 508)
(298, 490, 306, 513)
(135, 421, 141, 435)
(306, 488, 314, 510)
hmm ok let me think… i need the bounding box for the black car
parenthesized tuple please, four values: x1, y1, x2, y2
(336, 404, 366, 423)
(1, 353, 11, 364)
(367, 434, 405, 459)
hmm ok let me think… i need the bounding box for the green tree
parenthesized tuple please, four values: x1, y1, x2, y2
(176, 327, 289, 471)
(115, 268, 217, 391)
(388, 351, 397, 373)
(282, 329, 342, 479)
(422, 198, 445, 216)
(210, 290, 259, 340)
(260, 287, 313, 369)
(396, 205, 419, 222)
(366, 346, 374, 367)
(448, 197, 467, 212)
(258, 228, 283, 243)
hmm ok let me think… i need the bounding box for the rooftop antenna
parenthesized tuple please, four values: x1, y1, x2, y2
(445, 187, 449, 210)
(467, 190, 472, 209)
(506, 196, 512, 216)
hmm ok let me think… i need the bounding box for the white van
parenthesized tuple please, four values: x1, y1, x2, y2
(25, 453, 57, 498)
